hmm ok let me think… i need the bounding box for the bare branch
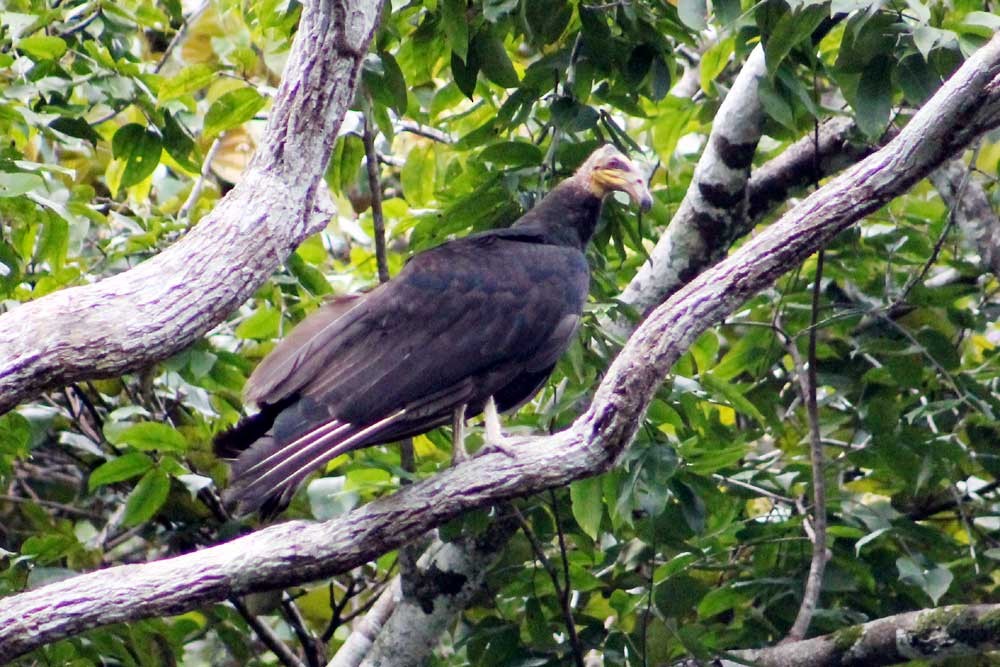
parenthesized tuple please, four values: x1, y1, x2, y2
(231, 596, 307, 667)
(785, 251, 829, 641)
(357, 512, 517, 666)
(362, 96, 390, 285)
(0, 0, 383, 414)
(618, 44, 767, 323)
(677, 604, 1000, 667)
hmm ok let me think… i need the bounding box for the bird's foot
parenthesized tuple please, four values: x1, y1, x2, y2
(478, 396, 517, 458)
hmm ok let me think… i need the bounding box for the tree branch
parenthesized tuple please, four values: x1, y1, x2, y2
(785, 251, 829, 641)
(354, 513, 517, 666)
(929, 157, 1000, 278)
(1, 26, 999, 667)
(0, 0, 383, 415)
(677, 604, 1000, 667)
(617, 44, 767, 322)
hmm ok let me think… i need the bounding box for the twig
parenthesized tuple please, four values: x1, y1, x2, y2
(712, 474, 796, 505)
(155, 1, 208, 73)
(550, 491, 586, 667)
(396, 120, 452, 144)
(786, 250, 828, 642)
(326, 578, 401, 667)
(362, 97, 389, 285)
(321, 578, 358, 643)
(0, 494, 101, 520)
(230, 596, 306, 667)
(178, 137, 222, 222)
(282, 593, 324, 667)
(514, 503, 585, 667)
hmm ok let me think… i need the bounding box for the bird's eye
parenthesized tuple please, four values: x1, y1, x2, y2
(606, 158, 627, 171)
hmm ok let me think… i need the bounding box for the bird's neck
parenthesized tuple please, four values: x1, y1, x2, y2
(513, 178, 603, 249)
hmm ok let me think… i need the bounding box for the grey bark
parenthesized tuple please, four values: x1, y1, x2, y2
(356, 516, 517, 667)
(930, 159, 1000, 277)
(617, 45, 767, 323)
(0, 0, 383, 415)
(1, 31, 999, 665)
(677, 604, 1000, 667)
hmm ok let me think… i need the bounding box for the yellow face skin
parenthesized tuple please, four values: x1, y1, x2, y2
(585, 147, 654, 211)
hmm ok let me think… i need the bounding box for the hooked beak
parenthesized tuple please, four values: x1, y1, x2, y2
(623, 177, 653, 212)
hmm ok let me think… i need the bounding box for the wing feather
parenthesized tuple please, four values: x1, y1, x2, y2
(220, 232, 591, 515)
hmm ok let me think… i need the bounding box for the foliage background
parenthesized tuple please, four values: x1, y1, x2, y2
(1, 0, 1000, 664)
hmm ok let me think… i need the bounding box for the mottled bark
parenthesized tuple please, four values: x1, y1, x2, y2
(618, 45, 767, 322)
(0, 0, 383, 415)
(1, 32, 998, 665)
(355, 516, 517, 667)
(930, 160, 1000, 278)
(677, 604, 1000, 667)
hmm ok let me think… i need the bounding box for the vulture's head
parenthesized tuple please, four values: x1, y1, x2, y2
(580, 145, 653, 212)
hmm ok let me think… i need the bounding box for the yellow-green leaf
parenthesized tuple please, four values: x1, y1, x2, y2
(123, 469, 170, 527)
(204, 87, 266, 138)
(17, 35, 67, 60)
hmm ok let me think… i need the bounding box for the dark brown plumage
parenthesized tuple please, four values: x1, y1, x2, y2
(215, 145, 652, 516)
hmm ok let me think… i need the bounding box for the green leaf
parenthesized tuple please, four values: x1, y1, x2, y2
(401, 145, 435, 205)
(570, 476, 603, 540)
(522, 0, 572, 46)
(551, 97, 599, 133)
(380, 52, 408, 114)
(649, 55, 672, 101)
(441, 0, 469, 61)
(89, 452, 154, 491)
(677, 0, 707, 30)
(235, 307, 281, 340)
(854, 55, 893, 139)
(697, 586, 746, 619)
(162, 111, 199, 172)
(764, 4, 827, 76)
(757, 78, 795, 130)
(896, 54, 940, 105)
(203, 87, 266, 138)
(700, 38, 734, 93)
(111, 124, 162, 188)
(474, 30, 519, 88)
(17, 35, 67, 60)
(701, 373, 767, 428)
(0, 172, 44, 198)
(123, 469, 170, 527)
(287, 252, 332, 295)
(478, 141, 542, 167)
(49, 117, 102, 146)
(451, 48, 480, 99)
(108, 422, 187, 452)
(158, 64, 215, 103)
(483, 0, 517, 22)
(0, 412, 31, 458)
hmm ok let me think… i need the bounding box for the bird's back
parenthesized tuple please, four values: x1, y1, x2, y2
(217, 229, 590, 515)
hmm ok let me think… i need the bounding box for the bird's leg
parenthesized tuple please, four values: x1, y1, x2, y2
(451, 403, 468, 465)
(481, 396, 517, 458)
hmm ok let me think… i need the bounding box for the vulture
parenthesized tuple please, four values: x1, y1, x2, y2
(215, 144, 652, 516)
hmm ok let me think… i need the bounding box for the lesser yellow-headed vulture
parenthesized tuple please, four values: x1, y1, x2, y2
(215, 145, 652, 516)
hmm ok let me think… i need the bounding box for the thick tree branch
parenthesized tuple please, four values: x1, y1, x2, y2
(355, 515, 517, 667)
(0, 0, 383, 415)
(1, 32, 998, 664)
(678, 604, 1000, 667)
(618, 44, 767, 321)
